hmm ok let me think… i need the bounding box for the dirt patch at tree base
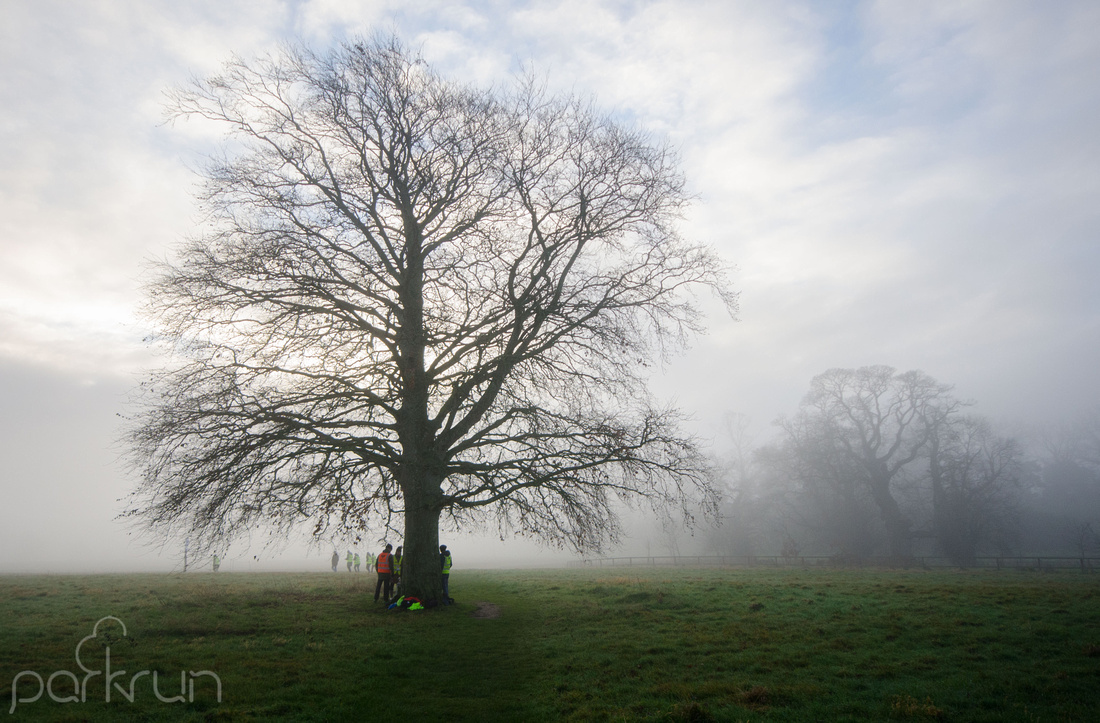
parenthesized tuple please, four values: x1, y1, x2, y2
(471, 601, 501, 619)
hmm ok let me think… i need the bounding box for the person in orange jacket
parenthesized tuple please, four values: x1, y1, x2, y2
(374, 544, 395, 603)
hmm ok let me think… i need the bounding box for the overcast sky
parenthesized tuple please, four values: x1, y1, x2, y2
(2, 0, 1098, 573)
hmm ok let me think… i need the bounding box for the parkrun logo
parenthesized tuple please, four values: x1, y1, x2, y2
(9, 616, 222, 715)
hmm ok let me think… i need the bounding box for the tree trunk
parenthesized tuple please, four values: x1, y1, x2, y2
(401, 491, 444, 603)
(397, 464, 445, 603)
(393, 206, 445, 604)
(867, 471, 912, 559)
(929, 436, 946, 535)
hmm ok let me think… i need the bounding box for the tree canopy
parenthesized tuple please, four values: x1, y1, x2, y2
(746, 365, 1028, 562)
(125, 36, 735, 597)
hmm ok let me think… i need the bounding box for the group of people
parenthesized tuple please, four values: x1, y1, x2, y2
(328, 543, 454, 606)
(330, 549, 378, 573)
(372, 543, 455, 606)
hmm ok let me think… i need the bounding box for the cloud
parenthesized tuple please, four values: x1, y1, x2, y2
(0, 1, 291, 377)
(641, 1, 1100, 433)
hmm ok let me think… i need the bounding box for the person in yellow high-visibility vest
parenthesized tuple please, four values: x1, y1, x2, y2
(392, 546, 403, 596)
(346, 550, 353, 572)
(440, 544, 453, 605)
(353, 552, 360, 572)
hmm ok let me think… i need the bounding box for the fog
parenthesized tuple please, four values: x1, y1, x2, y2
(3, 1, 1100, 574)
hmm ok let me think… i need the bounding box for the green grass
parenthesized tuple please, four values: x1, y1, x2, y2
(2, 567, 1098, 721)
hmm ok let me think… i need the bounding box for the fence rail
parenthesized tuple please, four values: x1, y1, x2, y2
(573, 555, 1100, 571)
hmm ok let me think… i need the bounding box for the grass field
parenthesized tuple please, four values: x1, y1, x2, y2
(2, 566, 1098, 721)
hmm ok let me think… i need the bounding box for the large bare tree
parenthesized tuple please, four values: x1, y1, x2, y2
(125, 37, 734, 600)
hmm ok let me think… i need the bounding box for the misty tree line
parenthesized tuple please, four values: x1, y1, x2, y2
(705, 366, 1100, 564)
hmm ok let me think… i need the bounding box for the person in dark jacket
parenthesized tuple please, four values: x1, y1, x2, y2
(393, 545, 403, 596)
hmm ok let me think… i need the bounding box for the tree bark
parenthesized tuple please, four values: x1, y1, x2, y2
(393, 199, 445, 602)
(400, 473, 444, 602)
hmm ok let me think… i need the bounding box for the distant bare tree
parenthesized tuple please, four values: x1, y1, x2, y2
(1046, 406, 1100, 473)
(1028, 409, 1100, 554)
(125, 36, 734, 600)
(760, 409, 881, 556)
(928, 416, 1025, 564)
(771, 366, 960, 558)
(1071, 522, 1099, 557)
(708, 413, 763, 556)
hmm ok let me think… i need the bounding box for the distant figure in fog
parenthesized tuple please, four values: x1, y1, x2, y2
(331, 550, 339, 572)
(354, 551, 361, 572)
(212, 554, 220, 572)
(346, 550, 353, 572)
